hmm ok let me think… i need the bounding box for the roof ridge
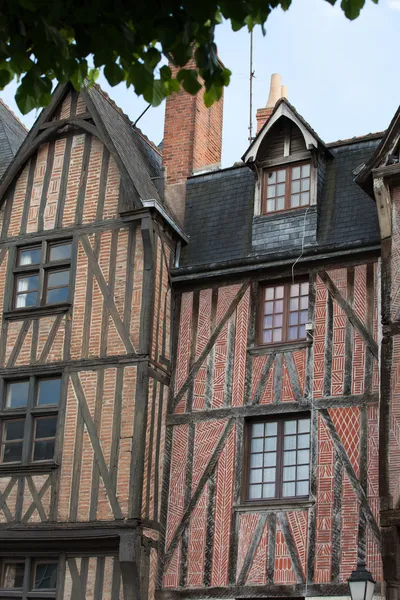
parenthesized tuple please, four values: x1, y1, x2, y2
(0, 98, 28, 132)
(92, 83, 161, 157)
(327, 131, 384, 148)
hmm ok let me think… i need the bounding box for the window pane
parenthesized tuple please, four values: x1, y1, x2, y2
(17, 275, 38, 292)
(35, 417, 57, 439)
(298, 434, 310, 449)
(298, 419, 310, 433)
(289, 297, 299, 311)
(264, 316, 273, 328)
(265, 422, 277, 436)
(300, 311, 308, 325)
(37, 378, 61, 406)
(277, 183, 285, 196)
(296, 480, 309, 496)
(263, 330, 272, 344)
(4, 420, 25, 440)
(33, 440, 55, 462)
(283, 466, 296, 481)
(33, 563, 57, 589)
(297, 465, 309, 480)
(284, 435, 296, 450)
(301, 192, 309, 206)
(291, 195, 300, 208)
(284, 421, 296, 434)
(6, 381, 29, 408)
(301, 282, 309, 295)
(276, 197, 285, 211)
(282, 482, 295, 497)
(298, 449, 310, 464)
(289, 312, 298, 325)
(267, 171, 276, 184)
(264, 452, 276, 467)
(291, 180, 300, 193)
(267, 185, 276, 198)
(292, 166, 301, 179)
(272, 328, 282, 342)
(250, 454, 263, 468)
(47, 270, 70, 287)
(49, 243, 72, 262)
(301, 178, 310, 192)
(275, 286, 284, 299)
(274, 314, 283, 327)
(267, 200, 275, 212)
(288, 326, 299, 340)
(46, 287, 69, 304)
(265, 301, 274, 314)
(265, 288, 274, 301)
(291, 284, 299, 296)
(252, 423, 264, 437)
(263, 468, 276, 483)
(2, 562, 25, 587)
(302, 164, 310, 177)
(250, 469, 262, 484)
(277, 170, 286, 183)
(16, 291, 37, 308)
(274, 299, 283, 313)
(19, 247, 41, 266)
(251, 438, 263, 453)
(262, 483, 275, 498)
(264, 437, 277, 451)
(249, 484, 262, 499)
(284, 450, 296, 465)
(3, 441, 23, 463)
(300, 296, 308, 310)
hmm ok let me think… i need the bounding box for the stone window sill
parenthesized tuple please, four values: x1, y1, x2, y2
(4, 302, 71, 321)
(248, 339, 311, 355)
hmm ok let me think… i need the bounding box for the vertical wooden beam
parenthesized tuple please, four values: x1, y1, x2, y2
(224, 313, 236, 407)
(204, 472, 216, 586)
(139, 216, 156, 355)
(323, 292, 333, 397)
(129, 361, 150, 518)
(380, 238, 392, 510)
(274, 353, 283, 403)
(38, 141, 56, 232)
(228, 418, 245, 585)
(343, 267, 355, 395)
(266, 512, 277, 584)
(119, 530, 142, 600)
(55, 134, 73, 228)
(331, 448, 343, 582)
(20, 155, 37, 234)
(75, 133, 92, 225)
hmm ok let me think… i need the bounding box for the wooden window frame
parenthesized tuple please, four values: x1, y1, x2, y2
(12, 239, 72, 312)
(0, 376, 61, 466)
(243, 414, 311, 503)
(258, 279, 309, 346)
(262, 160, 311, 215)
(0, 557, 58, 598)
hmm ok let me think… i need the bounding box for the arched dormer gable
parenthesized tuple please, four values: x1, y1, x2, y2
(242, 98, 329, 165)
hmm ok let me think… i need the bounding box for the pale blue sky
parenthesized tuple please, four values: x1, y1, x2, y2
(1, 0, 399, 167)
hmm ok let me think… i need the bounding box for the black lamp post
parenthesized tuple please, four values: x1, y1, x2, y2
(348, 562, 376, 600)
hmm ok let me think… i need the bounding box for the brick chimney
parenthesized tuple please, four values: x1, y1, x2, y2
(162, 59, 224, 225)
(256, 74, 288, 134)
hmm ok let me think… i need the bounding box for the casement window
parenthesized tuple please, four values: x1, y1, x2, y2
(245, 415, 311, 501)
(259, 281, 309, 345)
(0, 377, 61, 465)
(262, 162, 311, 214)
(13, 240, 72, 310)
(0, 558, 57, 598)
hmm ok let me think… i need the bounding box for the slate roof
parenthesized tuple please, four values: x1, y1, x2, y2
(0, 100, 27, 178)
(180, 135, 382, 268)
(86, 85, 162, 202)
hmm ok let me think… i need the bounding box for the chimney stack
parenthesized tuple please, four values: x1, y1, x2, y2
(256, 74, 287, 134)
(162, 58, 224, 225)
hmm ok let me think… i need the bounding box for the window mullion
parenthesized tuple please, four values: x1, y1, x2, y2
(38, 242, 47, 307)
(285, 167, 292, 210)
(276, 420, 284, 499)
(22, 557, 31, 600)
(21, 377, 35, 464)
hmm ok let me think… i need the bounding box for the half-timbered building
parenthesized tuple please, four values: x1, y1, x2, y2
(0, 69, 400, 600)
(0, 83, 184, 600)
(158, 73, 387, 600)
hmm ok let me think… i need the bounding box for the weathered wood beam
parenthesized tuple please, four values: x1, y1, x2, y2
(373, 175, 392, 240)
(172, 283, 249, 411)
(319, 271, 379, 359)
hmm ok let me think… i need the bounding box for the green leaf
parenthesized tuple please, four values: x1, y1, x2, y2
(341, 0, 365, 19)
(104, 61, 125, 86)
(0, 68, 12, 89)
(177, 69, 202, 95)
(203, 82, 222, 107)
(160, 65, 172, 81)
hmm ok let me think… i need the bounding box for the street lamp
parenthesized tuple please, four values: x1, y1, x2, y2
(348, 562, 376, 600)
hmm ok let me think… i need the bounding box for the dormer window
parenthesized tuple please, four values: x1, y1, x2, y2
(263, 162, 310, 214)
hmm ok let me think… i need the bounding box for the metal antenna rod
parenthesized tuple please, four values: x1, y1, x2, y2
(248, 29, 255, 143)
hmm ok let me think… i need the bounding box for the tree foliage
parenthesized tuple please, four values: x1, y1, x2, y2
(0, 0, 378, 114)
